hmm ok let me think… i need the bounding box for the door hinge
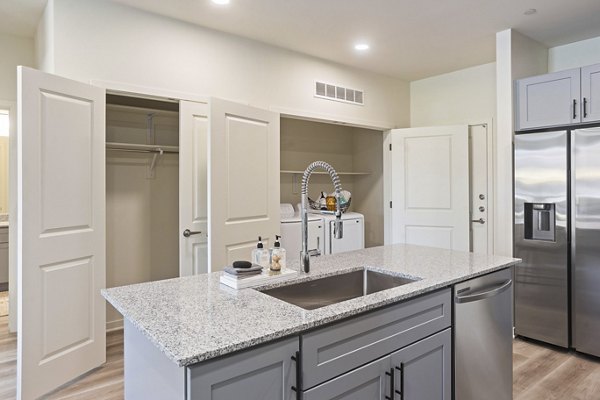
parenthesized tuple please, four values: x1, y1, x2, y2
(389, 143, 392, 151)
(389, 201, 393, 208)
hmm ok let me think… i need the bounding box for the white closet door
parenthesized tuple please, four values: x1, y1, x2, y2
(179, 100, 209, 276)
(209, 99, 280, 271)
(17, 67, 106, 399)
(390, 125, 469, 251)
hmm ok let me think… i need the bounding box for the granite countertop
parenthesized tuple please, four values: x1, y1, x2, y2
(102, 243, 520, 367)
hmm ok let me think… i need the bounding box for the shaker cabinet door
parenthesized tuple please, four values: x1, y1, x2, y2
(187, 338, 298, 400)
(582, 63, 600, 123)
(516, 68, 581, 130)
(389, 329, 452, 400)
(303, 356, 390, 400)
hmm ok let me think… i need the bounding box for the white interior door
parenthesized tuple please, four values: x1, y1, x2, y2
(179, 100, 209, 276)
(209, 99, 280, 271)
(390, 125, 469, 251)
(17, 67, 106, 399)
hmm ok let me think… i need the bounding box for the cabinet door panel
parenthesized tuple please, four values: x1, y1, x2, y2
(390, 329, 451, 400)
(303, 356, 389, 400)
(187, 338, 298, 400)
(301, 289, 451, 389)
(516, 68, 581, 130)
(582, 63, 600, 123)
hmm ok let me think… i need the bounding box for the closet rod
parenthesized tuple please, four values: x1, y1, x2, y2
(106, 142, 179, 154)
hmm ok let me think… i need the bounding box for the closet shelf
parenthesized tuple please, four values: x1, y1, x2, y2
(106, 142, 179, 154)
(280, 170, 371, 176)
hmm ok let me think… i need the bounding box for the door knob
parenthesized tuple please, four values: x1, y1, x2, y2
(471, 218, 485, 224)
(183, 229, 202, 237)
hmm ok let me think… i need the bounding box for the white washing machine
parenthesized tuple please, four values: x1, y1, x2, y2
(321, 212, 365, 255)
(280, 214, 325, 261)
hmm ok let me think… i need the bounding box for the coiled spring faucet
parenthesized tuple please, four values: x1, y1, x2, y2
(301, 161, 344, 273)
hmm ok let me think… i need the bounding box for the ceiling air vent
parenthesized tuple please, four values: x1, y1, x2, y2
(314, 81, 364, 106)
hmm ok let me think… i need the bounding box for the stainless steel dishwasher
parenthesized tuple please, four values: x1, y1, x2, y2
(454, 268, 513, 400)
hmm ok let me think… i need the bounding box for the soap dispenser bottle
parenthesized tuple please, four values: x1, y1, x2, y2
(251, 236, 269, 269)
(270, 235, 286, 271)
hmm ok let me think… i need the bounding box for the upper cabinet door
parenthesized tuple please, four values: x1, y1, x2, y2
(17, 67, 106, 399)
(179, 100, 209, 276)
(516, 68, 581, 130)
(582, 63, 600, 123)
(209, 99, 280, 271)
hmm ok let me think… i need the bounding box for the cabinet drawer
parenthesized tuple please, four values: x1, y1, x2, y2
(303, 354, 390, 400)
(301, 288, 451, 389)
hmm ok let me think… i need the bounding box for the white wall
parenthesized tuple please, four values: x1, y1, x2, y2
(0, 33, 35, 101)
(0, 31, 34, 246)
(44, 0, 410, 129)
(495, 29, 548, 257)
(35, 0, 54, 73)
(410, 62, 496, 127)
(549, 36, 600, 72)
(352, 128, 384, 247)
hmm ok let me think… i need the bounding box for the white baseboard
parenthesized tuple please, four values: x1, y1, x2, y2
(107, 319, 123, 332)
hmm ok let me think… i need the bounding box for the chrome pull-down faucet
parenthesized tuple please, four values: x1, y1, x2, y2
(300, 161, 344, 273)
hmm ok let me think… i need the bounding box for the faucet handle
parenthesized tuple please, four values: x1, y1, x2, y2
(301, 252, 311, 273)
(334, 219, 344, 239)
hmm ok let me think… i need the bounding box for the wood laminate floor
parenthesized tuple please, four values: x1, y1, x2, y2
(0, 316, 123, 400)
(513, 337, 600, 400)
(0, 316, 599, 399)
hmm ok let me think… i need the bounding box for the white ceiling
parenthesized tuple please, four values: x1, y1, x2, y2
(4, 0, 600, 80)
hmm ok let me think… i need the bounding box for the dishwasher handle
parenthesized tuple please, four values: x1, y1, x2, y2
(455, 279, 512, 304)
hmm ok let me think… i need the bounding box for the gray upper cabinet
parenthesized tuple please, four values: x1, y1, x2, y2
(390, 329, 452, 400)
(516, 68, 581, 131)
(582, 63, 600, 123)
(187, 337, 298, 400)
(303, 356, 390, 400)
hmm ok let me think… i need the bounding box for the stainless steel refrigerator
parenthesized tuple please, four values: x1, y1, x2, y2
(514, 127, 600, 357)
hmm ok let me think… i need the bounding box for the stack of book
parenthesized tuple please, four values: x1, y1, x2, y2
(220, 266, 298, 290)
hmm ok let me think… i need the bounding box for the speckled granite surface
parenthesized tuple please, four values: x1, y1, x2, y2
(102, 243, 520, 367)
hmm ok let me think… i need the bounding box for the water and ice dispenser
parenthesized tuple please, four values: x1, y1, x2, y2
(524, 203, 556, 241)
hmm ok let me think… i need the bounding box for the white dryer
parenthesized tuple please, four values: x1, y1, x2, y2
(322, 212, 365, 255)
(280, 213, 325, 261)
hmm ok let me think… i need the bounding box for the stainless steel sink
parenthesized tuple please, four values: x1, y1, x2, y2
(259, 269, 418, 310)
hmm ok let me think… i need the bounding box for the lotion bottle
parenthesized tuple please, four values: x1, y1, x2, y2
(251, 236, 269, 269)
(270, 235, 286, 271)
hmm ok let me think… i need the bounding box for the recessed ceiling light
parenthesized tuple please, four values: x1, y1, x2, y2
(354, 43, 370, 51)
(524, 8, 537, 15)
(211, 0, 230, 5)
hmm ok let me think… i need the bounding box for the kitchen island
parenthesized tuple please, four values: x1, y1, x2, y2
(103, 243, 519, 399)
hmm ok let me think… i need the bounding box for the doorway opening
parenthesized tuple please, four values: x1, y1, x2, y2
(105, 94, 180, 331)
(0, 109, 9, 317)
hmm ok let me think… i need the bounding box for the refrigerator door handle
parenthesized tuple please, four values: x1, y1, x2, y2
(455, 280, 513, 304)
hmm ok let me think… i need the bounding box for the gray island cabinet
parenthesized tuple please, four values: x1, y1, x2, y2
(126, 288, 452, 400)
(103, 244, 519, 400)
